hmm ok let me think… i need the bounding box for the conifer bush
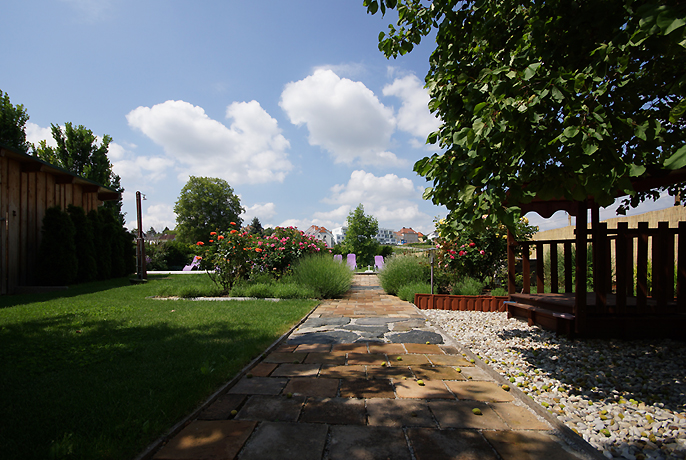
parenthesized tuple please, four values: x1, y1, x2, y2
(37, 207, 77, 285)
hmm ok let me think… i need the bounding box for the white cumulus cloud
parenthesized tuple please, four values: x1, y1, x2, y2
(280, 69, 404, 167)
(126, 99, 292, 185)
(25, 122, 56, 148)
(383, 74, 441, 146)
(241, 202, 277, 223)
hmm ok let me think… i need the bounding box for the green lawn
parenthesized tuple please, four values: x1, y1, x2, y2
(0, 275, 318, 460)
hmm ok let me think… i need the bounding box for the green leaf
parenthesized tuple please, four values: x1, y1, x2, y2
(523, 63, 541, 81)
(474, 102, 488, 115)
(629, 164, 646, 177)
(563, 126, 580, 139)
(582, 141, 598, 155)
(367, 1, 379, 15)
(670, 98, 686, 123)
(551, 86, 564, 102)
(657, 9, 686, 35)
(663, 145, 686, 170)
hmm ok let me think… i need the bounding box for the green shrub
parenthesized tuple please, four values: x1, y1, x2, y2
(377, 254, 430, 296)
(271, 283, 317, 299)
(291, 255, 353, 298)
(37, 206, 77, 286)
(397, 282, 432, 302)
(452, 277, 485, 295)
(490, 287, 509, 296)
(67, 205, 97, 283)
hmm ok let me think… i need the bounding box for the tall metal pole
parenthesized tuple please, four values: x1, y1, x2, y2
(430, 248, 435, 294)
(136, 191, 147, 280)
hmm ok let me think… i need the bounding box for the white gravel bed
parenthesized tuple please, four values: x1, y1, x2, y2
(424, 309, 686, 460)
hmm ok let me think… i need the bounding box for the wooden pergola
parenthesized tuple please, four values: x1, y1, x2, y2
(505, 169, 686, 339)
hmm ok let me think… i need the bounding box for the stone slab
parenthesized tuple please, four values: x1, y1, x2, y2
(295, 343, 332, 353)
(406, 428, 500, 460)
(228, 377, 288, 395)
(331, 343, 368, 353)
(299, 397, 366, 425)
(235, 395, 305, 422)
(388, 354, 431, 365)
(319, 364, 366, 379)
(394, 379, 454, 399)
(404, 343, 445, 354)
(153, 420, 256, 460)
(354, 318, 399, 325)
(248, 362, 277, 377)
(411, 365, 465, 381)
(482, 430, 584, 460)
(366, 399, 435, 427)
(304, 352, 346, 365)
(270, 363, 321, 378)
(237, 422, 327, 460)
(300, 317, 351, 328)
(263, 352, 308, 364)
(368, 343, 406, 354)
(429, 400, 508, 430)
(490, 402, 552, 430)
(460, 366, 492, 381)
(445, 381, 515, 402)
(339, 378, 395, 399)
(388, 330, 444, 344)
(341, 325, 389, 337)
(282, 377, 340, 398)
(327, 425, 412, 460)
(367, 365, 413, 380)
(288, 331, 360, 345)
(197, 394, 247, 420)
(426, 354, 472, 366)
(346, 353, 387, 365)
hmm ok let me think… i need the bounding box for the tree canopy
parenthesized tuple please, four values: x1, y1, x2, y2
(173, 176, 244, 244)
(365, 0, 686, 231)
(344, 204, 380, 266)
(0, 90, 30, 154)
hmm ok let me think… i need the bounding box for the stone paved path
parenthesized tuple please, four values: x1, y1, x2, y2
(150, 275, 601, 460)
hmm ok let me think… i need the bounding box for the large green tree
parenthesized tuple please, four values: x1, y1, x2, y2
(0, 90, 31, 154)
(34, 122, 124, 220)
(343, 204, 380, 266)
(174, 176, 244, 244)
(365, 0, 686, 231)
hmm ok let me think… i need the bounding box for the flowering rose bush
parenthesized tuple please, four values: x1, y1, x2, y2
(198, 224, 330, 292)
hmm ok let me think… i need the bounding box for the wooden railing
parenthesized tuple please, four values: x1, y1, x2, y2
(508, 221, 686, 315)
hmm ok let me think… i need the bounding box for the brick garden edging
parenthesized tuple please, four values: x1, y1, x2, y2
(414, 293, 509, 312)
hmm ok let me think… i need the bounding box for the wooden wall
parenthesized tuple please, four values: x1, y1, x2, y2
(0, 155, 104, 294)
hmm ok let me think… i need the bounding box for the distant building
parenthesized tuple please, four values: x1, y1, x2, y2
(395, 227, 420, 244)
(331, 226, 399, 246)
(304, 225, 335, 247)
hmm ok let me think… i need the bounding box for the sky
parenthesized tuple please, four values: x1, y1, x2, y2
(2, 0, 676, 236)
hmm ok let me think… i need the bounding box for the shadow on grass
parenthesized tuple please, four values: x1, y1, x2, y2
(0, 304, 302, 460)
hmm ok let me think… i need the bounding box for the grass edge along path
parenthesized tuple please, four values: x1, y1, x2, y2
(0, 276, 318, 460)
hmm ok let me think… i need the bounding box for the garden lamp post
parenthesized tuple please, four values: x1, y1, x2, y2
(136, 191, 147, 280)
(430, 248, 435, 294)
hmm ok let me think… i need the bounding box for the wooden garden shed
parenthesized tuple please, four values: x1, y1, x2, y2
(0, 144, 120, 294)
(505, 168, 686, 339)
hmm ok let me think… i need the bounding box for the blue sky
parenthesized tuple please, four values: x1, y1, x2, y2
(2, 0, 675, 235)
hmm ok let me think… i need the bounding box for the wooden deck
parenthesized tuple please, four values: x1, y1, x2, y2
(507, 293, 686, 339)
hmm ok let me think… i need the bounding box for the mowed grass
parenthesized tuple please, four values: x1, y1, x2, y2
(0, 275, 318, 460)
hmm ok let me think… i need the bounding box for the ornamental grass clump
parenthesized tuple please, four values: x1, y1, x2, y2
(377, 254, 430, 296)
(452, 277, 486, 295)
(291, 255, 353, 299)
(397, 282, 432, 302)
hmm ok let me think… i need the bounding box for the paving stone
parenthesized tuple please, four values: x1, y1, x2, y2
(282, 377, 339, 398)
(340, 378, 395, 399)
(263, 352, 308, 364)
(459, 366, 492, 381)
(235, 395, 305, 422)
(270, 363, 321, 378)
(295, 343, 332, 353)
(248, 362, 277, 377)
(368, 343, 406, 354)
(328, 425, 412, 460)
(274, 344, 298, 353)
(331, 343, 368, 353)
(406, 428, 499, 460)
(391, 319, 429, 331)
(366, 399, 435, 427)
(490, 403, 551, 430)
(388, 330, 444, 344)
(404, 343, 445, 354)
(429, 401, 507, 429)
(426, 354, 472, 366)
(482, 430, 584, 460)
(319, 364, 366, 379)
(445, 381, 515, 402)
(394, 379, 454, 399)
(197, 394, 247, 420)
(288, 331, 360, 345)
(153, 420, 256, 460)
(388, 354, 430, 365)
(347, 353, 387, 365)
(341, 325, 389, 337)
(237, 422, 327, 460)
(228, 377, 288, 395)
(366, 365, 413, 380)
(354, 317, 398, 326)
(299, 397, 366, 425)
(439, 345, 461, 354)
(300, 317, 351, 328)
(303, 352, 346, 365)
(411, 365, 465, 381)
